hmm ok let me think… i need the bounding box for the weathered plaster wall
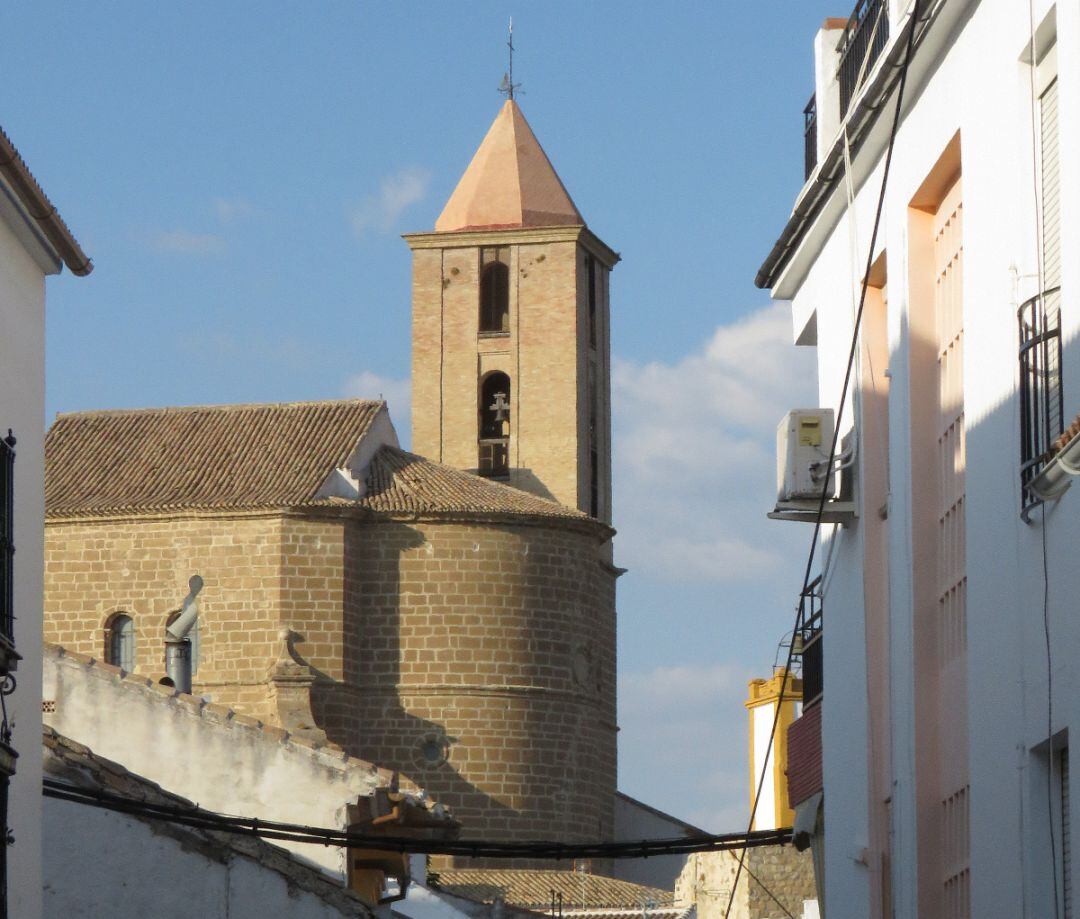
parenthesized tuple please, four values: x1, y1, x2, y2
(43, 797, 360, 919)
(42, 646, 389, 878)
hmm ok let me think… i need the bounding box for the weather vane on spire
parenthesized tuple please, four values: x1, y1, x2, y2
(498, 17, 522, 100)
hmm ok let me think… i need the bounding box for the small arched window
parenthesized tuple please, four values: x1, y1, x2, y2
(106, 614, 135, 671)
(166, 611, 200, 675)
(479, 261, 510, 333)
(478, 372, 511, 477)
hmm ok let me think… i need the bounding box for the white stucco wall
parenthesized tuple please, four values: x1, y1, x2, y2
(43, 796, 356, 919)
(768, 0, 1080, 915)
(0, 175, 57, 919)
(42, 648, 389, 879)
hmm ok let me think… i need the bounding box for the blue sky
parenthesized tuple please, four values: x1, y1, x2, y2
(7, 1, 826, 831)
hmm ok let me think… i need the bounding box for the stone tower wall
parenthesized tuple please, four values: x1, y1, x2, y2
(327, 518, 618, 847)
(409, 229, 613, 521)
(44, 511, 618, 848)
(43, 514, 286, 720)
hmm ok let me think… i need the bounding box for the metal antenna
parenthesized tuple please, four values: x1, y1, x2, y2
(498, 17, 522, 99)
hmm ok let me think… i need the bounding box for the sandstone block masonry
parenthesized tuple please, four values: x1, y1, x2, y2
(44, 509, 617, 850)
(407, 227, 616, 523)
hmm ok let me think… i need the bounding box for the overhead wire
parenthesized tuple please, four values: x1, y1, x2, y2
(721, 2, 924, 916)
(1025, 1, 1060, 915)
(42, 778, 791, 860)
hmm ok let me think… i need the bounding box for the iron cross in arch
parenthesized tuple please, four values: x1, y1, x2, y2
(489, 391, 510, 422)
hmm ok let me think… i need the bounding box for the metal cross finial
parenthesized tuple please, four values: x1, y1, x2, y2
(489, 391, 510, 422)
(498, 18, 522, 100)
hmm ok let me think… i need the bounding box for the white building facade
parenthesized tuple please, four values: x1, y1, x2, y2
(0, 127, 90, 919)
(760, 1, 1080, 917)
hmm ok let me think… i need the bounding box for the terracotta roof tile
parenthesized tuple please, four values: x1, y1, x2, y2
(1051, 412, 1080, 457)
(430, 869, 674, 910)
(45, 400, 606, 530)
(356, 447, 591, 522)
(45, 399, 384, 517)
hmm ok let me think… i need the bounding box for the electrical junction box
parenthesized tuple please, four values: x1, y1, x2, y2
(777, 409, 835, 502)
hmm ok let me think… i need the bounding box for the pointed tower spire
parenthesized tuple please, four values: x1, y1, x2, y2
(435, 101, 584, 233)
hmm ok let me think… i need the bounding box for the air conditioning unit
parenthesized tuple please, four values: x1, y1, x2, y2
(777, 409, 835, 502)
(769, 409, 857, 524)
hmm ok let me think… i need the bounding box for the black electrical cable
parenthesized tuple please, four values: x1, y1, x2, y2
(722, 3, 924, 916)
(42, 779, 792, 859)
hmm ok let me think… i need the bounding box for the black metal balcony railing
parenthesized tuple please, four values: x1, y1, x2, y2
(794, 576, 823, 708)
(803, 94, 818, 180)
(838, 0, 890, 118)
(0, 432, 14, 648)
(1019, 287, 1064, 510)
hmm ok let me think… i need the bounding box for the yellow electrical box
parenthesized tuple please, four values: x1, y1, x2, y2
(799, 417, 822, 446)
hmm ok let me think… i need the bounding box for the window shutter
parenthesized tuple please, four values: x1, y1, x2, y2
(1041, 78, 1060, 290)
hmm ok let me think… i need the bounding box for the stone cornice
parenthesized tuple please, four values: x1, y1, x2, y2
(403, 225, 620, 269)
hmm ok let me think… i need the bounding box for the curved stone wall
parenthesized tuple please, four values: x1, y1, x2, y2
(322, 518, 618, 847)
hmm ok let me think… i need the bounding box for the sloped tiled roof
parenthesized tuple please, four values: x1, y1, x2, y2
(430, 869, 674, 911)
(1051, 413, 1080, 457)
(357, 447, 590, 523)
(43, 726, 374, 916)
(435, 100, 584, 233)
(45, 400, 603, 530)
(45, 400, 384, 517)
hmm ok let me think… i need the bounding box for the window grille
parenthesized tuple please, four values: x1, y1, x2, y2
(0, 432, 13, 650)
(837, 0, 889, 118)
(803, 94, 817, 180)
(794, 577, 823, 708)
(1019, 287, 1063, 510)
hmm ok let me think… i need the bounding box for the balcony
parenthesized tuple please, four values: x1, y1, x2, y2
(803, 94, 818, 180)
(1019, 287, 1063, 511)
(787, 578, 823, 808)
(838, 0, 890, 118)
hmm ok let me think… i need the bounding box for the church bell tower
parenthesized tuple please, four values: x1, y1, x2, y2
(405, 100, 618, 523)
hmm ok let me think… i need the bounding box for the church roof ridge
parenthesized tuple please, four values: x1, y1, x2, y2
(435, 99, 584, 233)
(53, 397, 385, 421)
(44, 400, 613, 533)
(45, 398, 387, 517)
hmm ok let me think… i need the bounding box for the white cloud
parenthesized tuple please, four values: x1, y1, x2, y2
(351, 167, 432, 237)
(213, 197, 255, 223)
(612, 303, 817, 584)
(618, 662, 754, 832)
(343, 371, 411, 448)
(151, 230, 225, 255)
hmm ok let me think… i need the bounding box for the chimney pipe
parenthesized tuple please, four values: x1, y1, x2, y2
(165, 638, 192, 694)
